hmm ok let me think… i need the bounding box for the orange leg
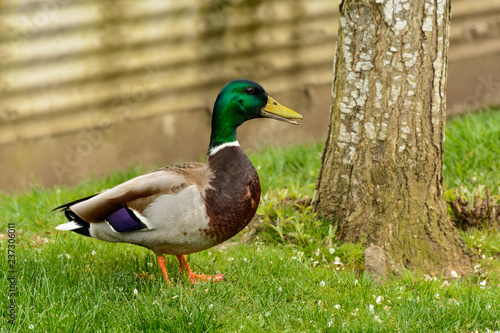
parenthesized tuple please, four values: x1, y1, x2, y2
(157, 255, 171, 285)
(176, 255, 225, 284)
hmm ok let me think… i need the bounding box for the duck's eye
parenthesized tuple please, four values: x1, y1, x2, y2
(244, 87, 255, 95)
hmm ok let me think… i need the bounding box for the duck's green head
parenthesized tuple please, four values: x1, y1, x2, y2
(209, 79, 303, 152)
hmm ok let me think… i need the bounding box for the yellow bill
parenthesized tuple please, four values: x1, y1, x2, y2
(260, 96, 303, 125)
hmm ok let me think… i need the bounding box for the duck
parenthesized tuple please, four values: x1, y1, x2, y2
(53, 79, 302, 284)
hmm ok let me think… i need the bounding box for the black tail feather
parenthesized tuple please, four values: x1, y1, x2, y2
(64, 210, 91, 237)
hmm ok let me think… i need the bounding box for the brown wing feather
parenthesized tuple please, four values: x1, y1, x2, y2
(125, 162, 211, 213)
(56, 162, 212, 223)
(52, 192, 100, 212)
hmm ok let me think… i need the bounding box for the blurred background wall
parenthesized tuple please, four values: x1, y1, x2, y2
(1, 0, 500, 192)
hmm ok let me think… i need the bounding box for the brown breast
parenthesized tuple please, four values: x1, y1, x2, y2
(203, 145, 261, 244)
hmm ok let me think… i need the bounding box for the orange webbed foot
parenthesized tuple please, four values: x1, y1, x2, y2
(176, 255, 225, 284)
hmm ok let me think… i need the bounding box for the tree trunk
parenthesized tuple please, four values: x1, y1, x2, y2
(315, 0, 471, 274)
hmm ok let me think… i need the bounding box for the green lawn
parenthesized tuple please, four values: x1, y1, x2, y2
(1, 109, 499, 332)
(444, 109, 500, 197)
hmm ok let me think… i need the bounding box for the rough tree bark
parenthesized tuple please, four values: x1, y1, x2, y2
(314, 0, 471, 274)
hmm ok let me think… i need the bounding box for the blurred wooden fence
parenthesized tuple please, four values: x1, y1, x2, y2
(1, 0, 499, 191)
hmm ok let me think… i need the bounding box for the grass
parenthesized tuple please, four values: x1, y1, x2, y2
(444, 109, 500, 195)
(2, 240, 499, 332)
(1, 109, 499, 332)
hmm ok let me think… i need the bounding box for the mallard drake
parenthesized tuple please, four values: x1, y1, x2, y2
(54, 79, 302, 284)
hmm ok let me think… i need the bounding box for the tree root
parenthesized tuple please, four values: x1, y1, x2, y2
(448, 187, 499, 230)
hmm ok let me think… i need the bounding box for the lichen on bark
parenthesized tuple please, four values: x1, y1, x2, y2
(315, 0, 471, 274)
